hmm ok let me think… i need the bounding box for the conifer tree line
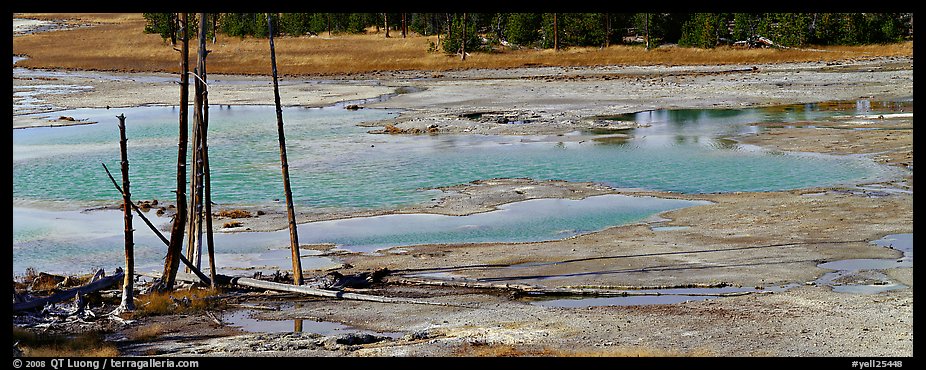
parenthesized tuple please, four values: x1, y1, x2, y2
(144, 13, 912, 51)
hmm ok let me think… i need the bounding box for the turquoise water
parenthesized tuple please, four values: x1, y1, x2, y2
(13, 102, 900, 208)
(12, 195, 706, 274)
(11, 100, 907, 275)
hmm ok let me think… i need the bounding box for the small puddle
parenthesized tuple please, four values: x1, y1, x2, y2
(529, 285, 796, 308)
(812, 233, 912, 294)
(223, 309, 403, 338)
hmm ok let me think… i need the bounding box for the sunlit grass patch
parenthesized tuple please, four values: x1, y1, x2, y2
(13, 326, 120, 357)
(135, 287, 225, 317)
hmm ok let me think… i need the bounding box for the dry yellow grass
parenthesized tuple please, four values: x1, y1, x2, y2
(13, 326, 121, 357)
(135, 287, 224, 317)
(13, 13, 913, 76)
(128, 323, 166, 341)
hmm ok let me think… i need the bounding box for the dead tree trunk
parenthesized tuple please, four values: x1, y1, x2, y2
(268, 14, 304, 286)
(168, 13, 178, 46)
(553, 13, 559, 51)
(435, 13, 441, 48)
(645, 13, 650, 51)
(116, 114, 135, 313)
(605, 13, 611, 47)
(384, 13, 390, 38)
(186, 67, 203, 274)
(401, 13, 407, 38)
(212, 13, 217, 44)
(446, 13, 453, 48)
(461, 13, 467, 60)
(159, 12, 190, 292)
(194, 13, 218, 289)
(186, 14, 214, 274)
(229, 277, 469, 307)
(102, 163, 212, 286)
(13, 270, 125, 312)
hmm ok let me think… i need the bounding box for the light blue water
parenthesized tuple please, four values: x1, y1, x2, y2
(12, 195, 706, 275)
(11, 100, 908, 275)
(13, 102, 901, 208)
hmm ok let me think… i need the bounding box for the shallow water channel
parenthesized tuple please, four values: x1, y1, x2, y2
(12, 98, 908, 276)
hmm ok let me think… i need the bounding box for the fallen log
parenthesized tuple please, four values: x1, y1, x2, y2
(13, 269, 125, 312)
(164, 271, 472, 308)
(229, 276, 472, 308)
(389, 277, 751, 298)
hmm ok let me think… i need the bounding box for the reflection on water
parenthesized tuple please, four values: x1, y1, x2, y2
(223, 309, 403, 338)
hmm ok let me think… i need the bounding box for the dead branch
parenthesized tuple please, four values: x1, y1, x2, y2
(229, 276, 473, 308)
(101, 163, 212, 286)
(13, 269, 125, 312)
(389, 277, 750, 298)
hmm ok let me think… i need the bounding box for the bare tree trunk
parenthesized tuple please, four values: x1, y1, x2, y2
(169, 13, 177, 46)
(268, 14, 304, 286)
(384, 13, 390, 38)
(496, 14, 503, 43)
(553, 13, 559, 51)
(195, 13, 217, 289)
(160, 13, 190, 291)
(605, 13, 611, 47)
(446, 13, 452, 47)
(645, 13, 650, 51)
(212, 13, 217, 44)
(116, 114, 135, 313)
(461, 13, 467, 60)
(401, 13, 406, 38)
(186, 72, 203, 273)
(327, 13, 331, 37)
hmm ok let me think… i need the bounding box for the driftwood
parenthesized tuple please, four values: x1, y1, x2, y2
(229, 276, 471, 308)
(389, 277, 751, 298)
(228, 303, 279, 311)
(13, 269, 125, 312)
(165, 271, 470, 308)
